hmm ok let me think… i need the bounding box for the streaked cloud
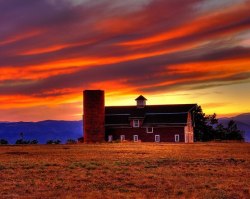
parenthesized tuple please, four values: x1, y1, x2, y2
(0, 0, 249, 121)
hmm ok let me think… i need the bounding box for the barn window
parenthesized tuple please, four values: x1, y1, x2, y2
(133, 135, 138, 142)
(133, 120, 140, 128)
(146, 127, 154, 133)
(175, 134, 180, 142)
(155, 135, 160, 142)
(120, 135, 125, 142)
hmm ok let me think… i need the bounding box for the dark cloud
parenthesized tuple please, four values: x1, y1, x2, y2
(0, 0, 200, 66)
(0, 46, 249, 96)
(0, 0, 249, 98)
(141, 73, 250, 93)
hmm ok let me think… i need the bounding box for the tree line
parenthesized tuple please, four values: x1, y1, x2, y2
(193, 106, 244, 141)
(0, 137, 77, 145)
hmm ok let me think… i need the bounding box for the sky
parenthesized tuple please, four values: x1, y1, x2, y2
(0, 0, 250, 121)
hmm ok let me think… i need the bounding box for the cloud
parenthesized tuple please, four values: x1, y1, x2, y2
(0, 46, 249, 97)
(0, 102, 82, 121)
(0, 0, 250, 120)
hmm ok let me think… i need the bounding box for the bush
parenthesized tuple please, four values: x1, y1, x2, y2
(54, 140, 61, 144)
(77, 137, 84, 143)
(15, 139, 38, 144)
(66, 139, 77, 144)
(16, 139, 26, 144)
(46, 140, 54, 144)
(0, 139, 8, 145)
(46, 139, 61, 144)
(30, 140, 38, 144)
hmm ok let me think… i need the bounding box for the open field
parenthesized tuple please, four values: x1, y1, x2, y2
(0, 143, 249, 199)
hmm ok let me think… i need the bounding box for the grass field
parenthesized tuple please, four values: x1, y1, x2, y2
(0, 143, 249, 199)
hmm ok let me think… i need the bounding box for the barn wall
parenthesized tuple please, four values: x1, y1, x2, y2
(129, 119, 144, 127)
(184, 112, 194, 143)
(106, 127, 185, 142)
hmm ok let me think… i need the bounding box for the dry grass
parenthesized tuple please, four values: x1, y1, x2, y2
(0, 143, 249, 199)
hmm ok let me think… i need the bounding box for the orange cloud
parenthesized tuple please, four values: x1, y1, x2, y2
(0, 29, 44, 46)
(0, 66, 80, 81)
(167, 58, 250, 75)
(19, 40, 95, 56)
(120, 3, 250, 46)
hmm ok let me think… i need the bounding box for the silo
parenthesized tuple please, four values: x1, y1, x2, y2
(83, 90, 105, 143)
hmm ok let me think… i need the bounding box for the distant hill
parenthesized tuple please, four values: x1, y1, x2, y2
(232, 113, 250, 125)
(0, 120, 83, 144)
(219, 113, 250, 142)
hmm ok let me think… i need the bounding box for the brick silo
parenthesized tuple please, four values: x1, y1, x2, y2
(83, 90, 105, 143)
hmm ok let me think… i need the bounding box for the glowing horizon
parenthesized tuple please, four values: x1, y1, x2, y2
(0, 0, 250, 121)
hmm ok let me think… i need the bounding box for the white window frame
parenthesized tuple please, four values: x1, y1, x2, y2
(108, 135, 113, 142)
(120, 135, 125, 142)
(155, 135, 160, 142)
(175, 134, 180, 142)
(146, 127, 154, 133)
(133, 120, 140, 128)
(133, 135, 138, 142)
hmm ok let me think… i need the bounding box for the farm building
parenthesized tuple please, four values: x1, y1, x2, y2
(83, 90, 197, 143)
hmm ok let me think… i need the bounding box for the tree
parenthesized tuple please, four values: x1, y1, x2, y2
(193, 106, 244, 141)
(30, 140, 38, 144)
(46, 139, 61, 144)
(0, 139, 8, 145)
(193, 106, 206, 141)
(54, 140, 61, 144)
(215, 124, 226, 140)
(15, 139, 38, 144)
(46, 140, 54, 144)
(193, 106, 218, 141)
(20, 132, 24, 140)
(225, 120, 244, 140)
(66, 139, 76, 144)
(16, 132, 27, 144)
(15, 139, 24, 144)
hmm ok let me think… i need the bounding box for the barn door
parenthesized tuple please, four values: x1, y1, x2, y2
(155, 135, 160, 142)
(108, 135, 113, 142)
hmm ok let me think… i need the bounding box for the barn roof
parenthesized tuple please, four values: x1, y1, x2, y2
(135, 95, 147, 101)
(105, 104, 196, 114)
(105, 104, 197, 127)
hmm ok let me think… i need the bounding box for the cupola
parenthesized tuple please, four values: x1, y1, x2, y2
(135, 95, 147, 108)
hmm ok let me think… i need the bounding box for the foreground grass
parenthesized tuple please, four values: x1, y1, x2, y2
(0, 143, 249, 199)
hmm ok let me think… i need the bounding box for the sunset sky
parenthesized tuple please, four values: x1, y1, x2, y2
(0, 0, 250, 121)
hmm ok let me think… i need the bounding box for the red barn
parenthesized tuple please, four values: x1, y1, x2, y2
(83, 90, 197, 143)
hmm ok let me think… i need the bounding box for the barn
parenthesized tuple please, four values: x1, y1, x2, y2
(83, 90, 197, 143)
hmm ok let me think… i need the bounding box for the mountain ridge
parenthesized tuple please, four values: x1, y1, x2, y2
(0, 120, 83, 144)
